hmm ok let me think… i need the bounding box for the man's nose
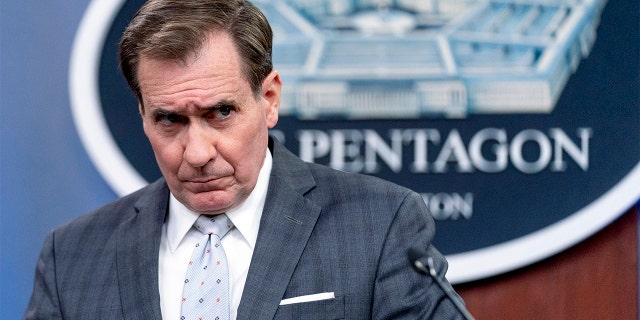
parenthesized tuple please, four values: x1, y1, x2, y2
(183, 123, 217, 168)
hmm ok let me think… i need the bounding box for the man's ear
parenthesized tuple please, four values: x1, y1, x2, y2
(261, 70, 281, 128)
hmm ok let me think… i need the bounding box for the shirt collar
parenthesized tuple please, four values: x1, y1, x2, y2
(166, 150, 272, 253)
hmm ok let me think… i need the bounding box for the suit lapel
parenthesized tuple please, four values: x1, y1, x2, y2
(236, 139, 321, 320)
(110, 140, 318, 319)
(116, 179, 168, 320)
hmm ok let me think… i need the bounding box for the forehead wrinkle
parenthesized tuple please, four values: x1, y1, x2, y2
(138, 66, 215, 104)
(138, 32, 251, 112)
(145, 87, 243, 116)
(142, 74, 238, 107)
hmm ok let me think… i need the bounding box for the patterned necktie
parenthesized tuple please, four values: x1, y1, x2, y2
(180, 214, 234, 320)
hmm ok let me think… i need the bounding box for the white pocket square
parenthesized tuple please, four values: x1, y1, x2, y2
(279, 292, 335, 305)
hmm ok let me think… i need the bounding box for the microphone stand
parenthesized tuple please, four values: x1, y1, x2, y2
(408, 247, 475, 320)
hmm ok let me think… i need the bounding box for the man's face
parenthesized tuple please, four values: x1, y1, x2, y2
(137, 31, 280, 215)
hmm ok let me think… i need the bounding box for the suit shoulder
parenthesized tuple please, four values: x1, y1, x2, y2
(304, 162, 419, 212)
(307, 162, 412, 194)
(53, 179, 167, 237)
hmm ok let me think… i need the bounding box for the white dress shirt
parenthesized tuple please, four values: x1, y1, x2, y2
(158, 151, 272, 320)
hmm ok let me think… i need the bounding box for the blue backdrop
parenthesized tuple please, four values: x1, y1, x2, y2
(1, 2, 118, 318)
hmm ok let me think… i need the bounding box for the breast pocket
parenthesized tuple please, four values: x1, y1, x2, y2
(273, 295, 345, 320)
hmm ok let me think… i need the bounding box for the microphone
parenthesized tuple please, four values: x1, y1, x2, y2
(407, 247, 475, 320)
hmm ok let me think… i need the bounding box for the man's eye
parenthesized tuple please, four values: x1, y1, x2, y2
(155, 112, 184, 125)
(216, 106, 233, 117)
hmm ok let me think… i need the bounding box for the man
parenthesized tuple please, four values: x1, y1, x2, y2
(26, 0, 468, 319)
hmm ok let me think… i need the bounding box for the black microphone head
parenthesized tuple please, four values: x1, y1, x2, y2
(407, 246, 428, 263)
(407, 246, 431, 274)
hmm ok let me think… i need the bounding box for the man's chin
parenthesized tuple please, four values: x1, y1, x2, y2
(181, 190, 235, 215)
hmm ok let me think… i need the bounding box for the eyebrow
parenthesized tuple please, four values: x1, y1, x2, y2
(205, 100, 238, 110)
(148, 99, 238, 116)
(149, 108, 174, 118)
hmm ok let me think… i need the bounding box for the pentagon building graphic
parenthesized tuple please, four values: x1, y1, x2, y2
(254, 0, 607, 119)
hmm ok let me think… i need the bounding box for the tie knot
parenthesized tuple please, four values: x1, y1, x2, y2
(194, 214, 233, 239)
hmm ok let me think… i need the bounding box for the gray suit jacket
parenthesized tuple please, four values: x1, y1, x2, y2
(25, 138, 466, 319)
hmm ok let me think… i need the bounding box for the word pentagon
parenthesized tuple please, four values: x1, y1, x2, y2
(282, 127, 592, 175)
